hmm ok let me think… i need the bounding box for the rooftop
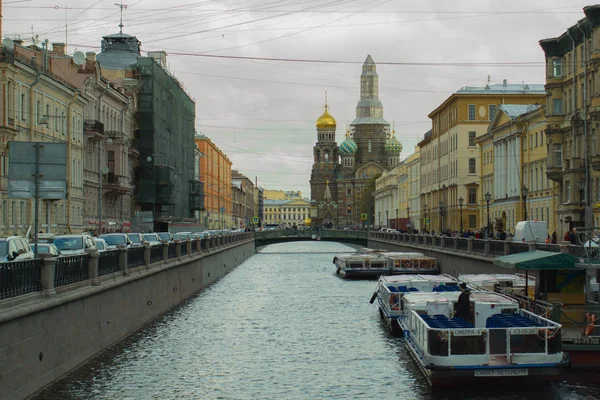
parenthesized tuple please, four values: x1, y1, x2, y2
(499, 104, 541, 119)
(456, 82, 545, 95)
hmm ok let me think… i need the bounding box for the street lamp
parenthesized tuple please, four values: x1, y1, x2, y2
(395, 208, 399, 229)
(385, 210, 389, 228)
(521, 186, 529, 221)
(578, 178, 585, 227)
(485, 192, 491, 237)
(439, 201, 447, 233)
(378, 211, 381, 228)
(423, 203, 427, 232)
(458, 197, 464, 233)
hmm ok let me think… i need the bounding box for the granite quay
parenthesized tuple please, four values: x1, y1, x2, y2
(0, 233, 254, 400)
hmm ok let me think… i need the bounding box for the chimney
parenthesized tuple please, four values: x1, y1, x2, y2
(503, 79, 507, 86)
(53, 42, 65, 55)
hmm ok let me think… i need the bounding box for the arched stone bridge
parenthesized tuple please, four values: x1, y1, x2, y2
(254, 229, 368, 247)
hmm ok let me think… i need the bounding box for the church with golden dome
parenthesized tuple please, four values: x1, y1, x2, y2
(310, 55, 402, 228)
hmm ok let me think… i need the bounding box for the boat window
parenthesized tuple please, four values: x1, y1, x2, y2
(509, 333, 545, 354)
(428, 331, 449, 356)
(449, 334, 486, 355)
(587, 269, 599, 303)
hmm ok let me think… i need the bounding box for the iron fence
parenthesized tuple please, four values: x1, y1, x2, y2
(181, 241, 189, 256)
(168, 243, 177, 259)
(191, 240, 199, 253)
(472, 239, 486, 254)
(150, 245, 163, 264)
(488, 240, 506, 256)
(535, 243, 561, 253)
(200, 239, 208, 251)
(128, 246, 146, 268)
(55, 254, 90, 287)
(0, 259, 42, 299)
(457, 238, 469, 252)
(509, 242, 531, 255)
(98, 250, 120, 276)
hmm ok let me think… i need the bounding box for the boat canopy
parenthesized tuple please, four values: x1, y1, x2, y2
(493, 250, 581, 270)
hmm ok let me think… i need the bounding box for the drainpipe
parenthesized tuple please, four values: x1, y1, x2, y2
(577, 22, 591, 227)
(28, 72, 42, 235)
(567, 29, 577, 226)
(66, 92, 79, 233)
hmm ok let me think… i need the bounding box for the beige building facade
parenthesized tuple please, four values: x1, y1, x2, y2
(419, 82, 545, 233)
(0, 43, 87, 235)
(263, 199, 310, 226)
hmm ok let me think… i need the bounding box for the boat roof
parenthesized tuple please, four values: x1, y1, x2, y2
(380, 274, 456, 284)
(458, 273, 530, 285)
(403, 291, 517, 306)
(382, 252, 430, 259)
(336, 253, 386, 261)
(357, 248, 387, 254)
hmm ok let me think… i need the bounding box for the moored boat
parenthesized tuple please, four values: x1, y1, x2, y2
(333, 253, 390, 279)
(371, 274, 458, 335)
(459, 273, 534, 298)
(385, 252, 439, 275)
(399, 291, 567, 387)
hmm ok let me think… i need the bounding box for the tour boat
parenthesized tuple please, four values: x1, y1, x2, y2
(371, 274, 458, 335)
(399, 291, 567, 387)
(459, 273, 534, 298)
(333, 253, 390, 279)
(383, 252, 439, 275)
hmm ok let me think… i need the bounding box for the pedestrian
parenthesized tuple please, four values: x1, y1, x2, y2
(552, 231, 557, 244)
(455, 283, 472, 322)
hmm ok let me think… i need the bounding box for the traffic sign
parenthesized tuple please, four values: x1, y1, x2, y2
(425, 217, 430, 224)
(253, 216, 259, 223)
(361, 213, 368, 221)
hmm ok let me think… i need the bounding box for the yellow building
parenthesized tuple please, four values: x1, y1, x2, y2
(405, 147, 421, 231)
(419, 81, 545, 233)
(540, 5, 600, 231)
(478, 105, 558, 235)
(374, 163, 402, 228)
(0, 43, 87, 235)
(263, 190, 302, 200)
(263, 198, 310, 227)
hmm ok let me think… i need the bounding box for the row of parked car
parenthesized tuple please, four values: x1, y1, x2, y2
(0, 229, 238, 262)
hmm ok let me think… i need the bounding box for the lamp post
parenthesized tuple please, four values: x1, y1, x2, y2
(458, 197, 464, 233)
(385, 210, 389, 228)
(146, 155, 157, 229)
(578, 178, 585, 227)
(485, 192, 491, 237)
(378, 211, 381, 229)
(406, 206, 410, 232)
(439, 201, 447, 233)
(395, 208, 399, 230)
(423, 203, 427, 232)
(521, 186, 529, 221)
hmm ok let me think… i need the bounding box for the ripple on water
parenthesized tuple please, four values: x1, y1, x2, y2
(36, 241, 600, 400)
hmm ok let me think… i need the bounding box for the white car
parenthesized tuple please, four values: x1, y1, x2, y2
(142, 233, 161, 246)
(51, 234, 97, 256)
(93, 238, 109, 253)
(0, 237, 35, 262)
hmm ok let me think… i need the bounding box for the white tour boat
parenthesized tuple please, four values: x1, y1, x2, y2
(333, 253, 390, 279)
(371, 274, 458, 335)
(459, 273, 535, 298)
(399, 291, 567, 387)
(383, 252, 439, 275)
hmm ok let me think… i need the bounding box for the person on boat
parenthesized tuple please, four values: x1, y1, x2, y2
(455, 283, 472, 322)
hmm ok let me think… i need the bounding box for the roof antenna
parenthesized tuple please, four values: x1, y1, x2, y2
(487, 74, 491, 84)
(115, 1, 128, 33)
(324, 90, 328, 110)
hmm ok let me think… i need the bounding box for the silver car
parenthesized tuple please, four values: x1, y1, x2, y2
(51, 234, 97, 256)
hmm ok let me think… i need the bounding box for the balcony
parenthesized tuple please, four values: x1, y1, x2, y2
(84, 120, 105, 140)
(546, 161, 562, 182)
(103, 173, 133, 194)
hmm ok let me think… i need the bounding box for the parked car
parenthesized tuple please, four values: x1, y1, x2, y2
(142, 233, 161, 246)
(178, 232, 192, 240)
(30, 243, 62, 257)
(93, 238, 109, 253)
(157, 232, 173, 242)
(0, 236, 35, 262)
(99, 233, 132, 249)
(50, 234, 96, 256)
(127, 233, 146, 247)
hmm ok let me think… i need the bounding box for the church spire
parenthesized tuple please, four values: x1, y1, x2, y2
(352, 55, 388, 126)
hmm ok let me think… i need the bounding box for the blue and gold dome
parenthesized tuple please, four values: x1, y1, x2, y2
(385, 129, 402, 153)
(340, 130, 357, 155)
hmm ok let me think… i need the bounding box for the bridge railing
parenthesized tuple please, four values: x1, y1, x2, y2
(0, 232, 253, 301)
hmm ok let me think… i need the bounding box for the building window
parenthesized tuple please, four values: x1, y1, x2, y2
(552, 58, 562, 77)
(20, 201, 24, 225)
(468, 131, 476, 147)
(535, 133, 538, 147)
(554, 144, 563, 167)
(346, 188, 352, 196)
(468, 158, 476, 174)
(468, 105, 476, 120)
(468, 214, 477, 228)
(488, 104, 497, 121)
(21, 94, 25, 120)
(468, 188, 477, 204)
(565, 180, 571, 202)
(36, 100, 41, 125)
(368, 140, 372, 153)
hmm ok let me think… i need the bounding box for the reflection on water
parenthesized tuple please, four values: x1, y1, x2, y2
(36, 241, 599, 399)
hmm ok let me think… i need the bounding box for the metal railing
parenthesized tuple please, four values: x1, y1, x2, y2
(55, 254, 90, 287)
(181, 241, 189, 256)
(127, 246, 145, 268)
(0, 259, 42, 299)
(168, 243, 177, 259)
(98, 250, 120, 276)
(150, 245, 163, 264)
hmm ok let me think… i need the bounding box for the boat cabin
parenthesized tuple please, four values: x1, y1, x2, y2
(383, 253, 438, 274)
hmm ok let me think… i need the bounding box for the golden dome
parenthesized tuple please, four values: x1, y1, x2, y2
(316, 105, 337, 129)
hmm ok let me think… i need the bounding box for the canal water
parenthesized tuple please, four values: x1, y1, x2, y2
(37, 242, 598, 399)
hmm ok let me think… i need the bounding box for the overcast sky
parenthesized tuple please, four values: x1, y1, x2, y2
(2, 0, 585, 197)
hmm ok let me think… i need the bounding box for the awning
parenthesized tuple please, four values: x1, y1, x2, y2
(493, 250, 582, 270)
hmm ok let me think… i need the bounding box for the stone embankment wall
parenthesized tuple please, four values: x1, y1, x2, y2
(0, 236, 254, 400)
